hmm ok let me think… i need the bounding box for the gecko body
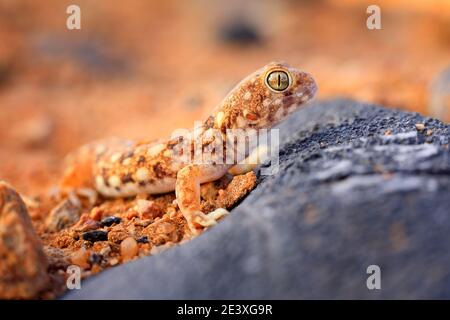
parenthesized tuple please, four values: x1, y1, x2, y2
(61, 62, 317, 232)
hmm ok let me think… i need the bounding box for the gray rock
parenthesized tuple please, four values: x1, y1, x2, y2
(64, 99, 450, 299)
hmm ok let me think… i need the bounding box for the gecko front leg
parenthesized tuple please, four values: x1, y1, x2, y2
(175, 164, 229, 233)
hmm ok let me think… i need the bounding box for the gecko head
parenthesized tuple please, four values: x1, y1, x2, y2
(213, 62, 317, 131)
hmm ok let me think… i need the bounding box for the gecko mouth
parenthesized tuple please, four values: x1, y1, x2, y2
(303, 74, 318, 98)
(290, 88, 316, 104)
(245, 118, 260, 125)
(296, 83, 318, 103)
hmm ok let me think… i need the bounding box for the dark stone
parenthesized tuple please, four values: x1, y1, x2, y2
(100, 216, 122, 227)
(89, 253, 102, 265)
(82, 230, 108, 243)
(65, 99, 450, 299)
(31, 35, 130, 77)
(218, 20, 262, 46)
(137, 236, 149, 244)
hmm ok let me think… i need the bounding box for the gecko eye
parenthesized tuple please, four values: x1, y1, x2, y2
(265, 70, 290, 92)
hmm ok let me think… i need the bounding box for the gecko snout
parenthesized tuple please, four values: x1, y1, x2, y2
(291, 69, 318, 100)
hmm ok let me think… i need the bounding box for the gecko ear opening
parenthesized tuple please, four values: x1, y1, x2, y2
(265, 69, 291, 92)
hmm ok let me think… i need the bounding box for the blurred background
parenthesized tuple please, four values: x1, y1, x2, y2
(0, 0, 449, 194)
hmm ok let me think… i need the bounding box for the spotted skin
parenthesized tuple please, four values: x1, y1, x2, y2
(61, 62, 317, 233)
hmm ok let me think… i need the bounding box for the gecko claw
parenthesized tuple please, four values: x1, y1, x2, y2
(191, 211, 218, 227)
(187, 208, 230, 233)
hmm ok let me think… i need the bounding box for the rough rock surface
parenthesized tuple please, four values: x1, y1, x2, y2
(65, 99, 450, 299)
(0, 182, 49, 299)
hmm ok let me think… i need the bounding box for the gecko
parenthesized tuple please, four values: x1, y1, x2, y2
(60, 62, 317, 233)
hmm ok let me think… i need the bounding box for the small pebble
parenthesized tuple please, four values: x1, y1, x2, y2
(79, 219, 100, 232)
(89, 253, 102, 265)
(100, 216, 122, 227)
(107, 226, 129, 243)
(150, 244, 171, 255)
(156, 222, 176, 234)
(99, 245, 111, 257)
(136, 199, 161, 219)
(120, 237, 139, 262)
(73, 213, 89, 229)
(109, 258, 119, 266)
(415, 123, 425, 131)
(126, 210, 138, 219)
(137, 236, 149, 244)
(82, 230, 108, 242)
(70, 247, 90, 269)
(89, 207, 103, 221)
(134, 219, 152, 227)
(91, 264, 102, 274)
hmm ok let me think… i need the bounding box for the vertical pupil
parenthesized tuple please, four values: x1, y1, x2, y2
(267, 71, 289, 91)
